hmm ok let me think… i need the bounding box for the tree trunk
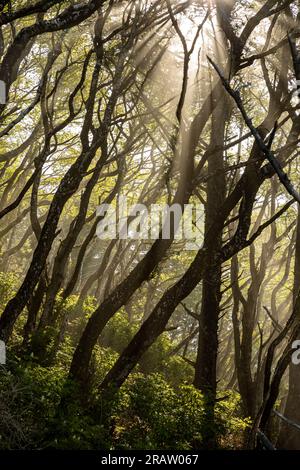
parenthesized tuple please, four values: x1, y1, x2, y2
(193, 85, 227, 448)
(277, 205, 300, 449)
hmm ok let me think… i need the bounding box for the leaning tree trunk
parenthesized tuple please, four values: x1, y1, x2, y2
(277, 205, 300, 449)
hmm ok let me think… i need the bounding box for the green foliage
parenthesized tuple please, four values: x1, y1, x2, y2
(110, 374, 249, 450)
(0, 272, 18, 311)
(0, 355, 65, 449)
(0, 349, 249, 450)
(100, 313, 194, 385)
(101, 312, 138, 353)
(216, 393, 252, 449)
(140, 334, 194, 385)
(0, 278, 248, 450)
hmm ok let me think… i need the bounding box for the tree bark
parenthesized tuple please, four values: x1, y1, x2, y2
(277, 205, 300, 449)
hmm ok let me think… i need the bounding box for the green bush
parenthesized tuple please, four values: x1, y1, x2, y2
(0, 272, 18, 311)
(110, 373, 249, 450)
(0, 356, 65, 449)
